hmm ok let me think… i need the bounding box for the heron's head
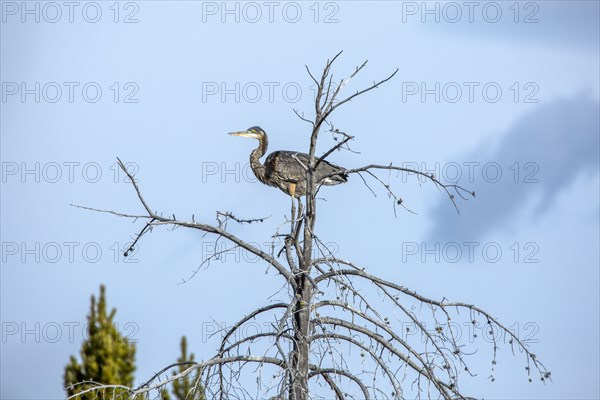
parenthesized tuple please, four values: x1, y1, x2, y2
(228, 126, 265, 140)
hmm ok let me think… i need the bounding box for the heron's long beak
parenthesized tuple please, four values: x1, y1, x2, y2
(228, 131, 256, 138)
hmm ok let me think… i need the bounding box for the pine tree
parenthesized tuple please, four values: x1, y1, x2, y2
(162, 336, 205, 400)
(64, 285, 136, 399)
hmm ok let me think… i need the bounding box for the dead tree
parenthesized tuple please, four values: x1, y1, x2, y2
(69, 52, 549, 400)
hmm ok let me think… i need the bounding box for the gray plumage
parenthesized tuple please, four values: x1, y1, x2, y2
(229, 126, 348, 198)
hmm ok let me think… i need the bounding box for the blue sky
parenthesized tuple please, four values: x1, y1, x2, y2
(1, 1, 599, 398)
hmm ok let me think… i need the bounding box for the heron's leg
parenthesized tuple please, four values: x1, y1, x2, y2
(290, 197, 296, 224)
(294, 197, 304, 237)
(289, 183, 297, 234)
(297, 197, 304, 220)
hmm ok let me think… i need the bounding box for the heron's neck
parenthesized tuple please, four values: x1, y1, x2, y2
(251, 135, 268, 160)
(250, 136, 268, 183)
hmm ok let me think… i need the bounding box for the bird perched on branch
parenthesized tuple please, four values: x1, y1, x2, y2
(229, 126, 348, 198)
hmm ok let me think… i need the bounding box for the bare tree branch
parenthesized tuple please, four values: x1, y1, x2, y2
(70, 53, 548, 400)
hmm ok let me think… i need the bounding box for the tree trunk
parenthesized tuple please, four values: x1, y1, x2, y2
(290, 276, 311, 400)
(289, 167, 317, 400)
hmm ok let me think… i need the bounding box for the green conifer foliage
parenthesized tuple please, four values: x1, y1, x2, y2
(168, 336, 205, 400)
(64, 285, 136, 399)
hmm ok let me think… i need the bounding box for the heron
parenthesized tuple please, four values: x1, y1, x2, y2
(228, 126, 348, 200)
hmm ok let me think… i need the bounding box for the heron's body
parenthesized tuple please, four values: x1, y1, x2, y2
(229, 127, 348, 198)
